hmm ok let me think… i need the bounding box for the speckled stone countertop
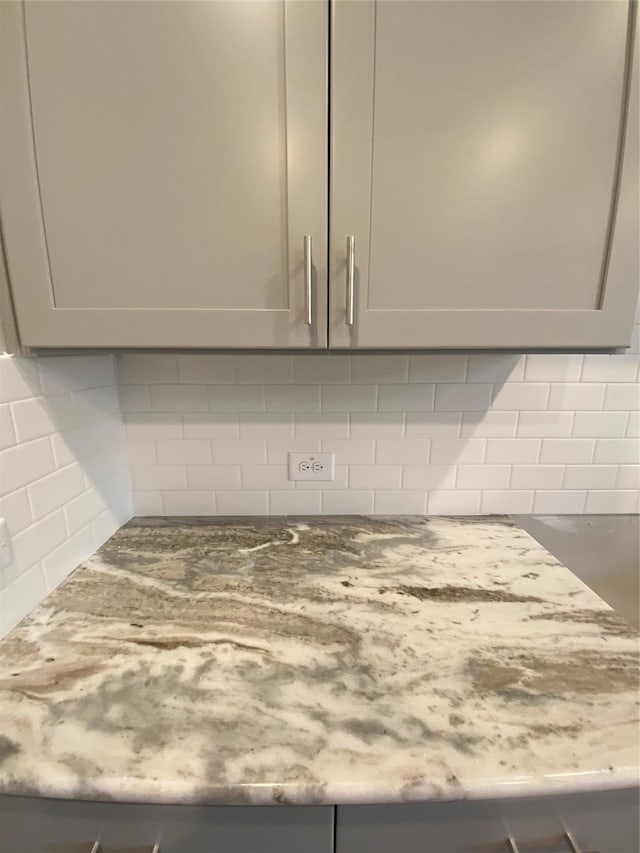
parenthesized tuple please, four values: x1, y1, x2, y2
(0, 516, 638, 806)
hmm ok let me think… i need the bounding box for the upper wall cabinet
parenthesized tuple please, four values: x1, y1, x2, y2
(0, 0, 328, 348)
(330, 0, 639, 349)
(1, 1, 638, 351)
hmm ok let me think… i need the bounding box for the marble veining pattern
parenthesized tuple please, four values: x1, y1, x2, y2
(0, 516, 638, 805)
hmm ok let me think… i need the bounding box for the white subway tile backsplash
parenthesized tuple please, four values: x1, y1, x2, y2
(480, 490, 533, 514)
(270, 490, 322, 515)
(0, 357, 41, 402)
(242, 465, 293, 491)
(64, 486, 107, 534)
(548, 383, 606, 411)
(603, 383, 640, 411)
(350, 465, 402, 490)
(540, 439, 595, 465)
(296, 466, 348, 490)
(406, 412, 460, 437)
(131, 465, 187, 491)
(211, 440, 266, 465)
(377, 439, 430, 465)
(28, 464, 86, 521)
(0, 404, 15, 450)
(350, 412, 404, 438)
(125, 412, 182, 440)
(461, 412, 517, 438)
(430, 438, 485, 464)
(265, 385, 320, 412)
(492, 383, 549, 411)
(0, 437, 56, 494)
(351, 354, 408, 383)
(187, 465, 241, 490)
(584, 491, 639, 514)
(466, 355, 524, 383)
(161, 491, 215, 516)
(11, 510, 68, 578)
(485, 439, 540, 464)
(409, 354, 466, 383)
(374, 490, 426, 514)
(456, 465, 511, 490)
(10, 395, 68, 442)
(321, 439, 375, 465)
(322, 384, 377, 411)
(532, 491, 587, 514)
(118, 354, 179, 384)
(266, 438, 321, 464)
(41, 525, 95, 590)
(402, 465, 456, 490)
(151, 384, 209, 412)
(183, 412, 238, 439)
(39, 356, 115, 395)
(216, 491, 269, 515)
(238, 413, 294, 439)
(177, 354, 236, 384)
(156, 440, 211, 466)
(0, 563, 48, 637)
(427, 490, 481, 515)
(124, 439, 156, 466)
(378, 384, 433, 412)
(524, 355, 583, 382)
(209, 385, 264, 412)
(0, 488, 32, 536)
(581, 355, 638, 383)
(572, 411, 629, 438)
(295, 413, 349, 439)
(321, 490, 374, 515)
(516, 411, 574, 437)
(132, 492, 163, 515)
(593, 439, 640, 464)
(510, 465, 565, 490)
(563, 465, 618, 490)
(118, 384, 152, 411)
(293, 355, 350, 384)
(616, 466, 640, 489)
(236, 355, 293, 385)
(435, 383, 492, 411)
(627, 411, 640, 438)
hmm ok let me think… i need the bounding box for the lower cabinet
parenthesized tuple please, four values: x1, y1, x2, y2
(336, 787, 640, 853)
(0, 796, 334, 853)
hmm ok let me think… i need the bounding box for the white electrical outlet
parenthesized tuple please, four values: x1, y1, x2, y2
(0, 518, 13, 572)
(288, 452, 335, 481)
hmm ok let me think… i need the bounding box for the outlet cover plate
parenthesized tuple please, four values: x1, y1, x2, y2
(288, 452, 335, 482)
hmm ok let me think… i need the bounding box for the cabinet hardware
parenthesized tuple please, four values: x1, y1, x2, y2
(346, 235, 355, 326)
(304, 235, 313, 325)
(563, 830, 588, 853)
(90, 844, 101, 853)
(506, 838, 520, 853)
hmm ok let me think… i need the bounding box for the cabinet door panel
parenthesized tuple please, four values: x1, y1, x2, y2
(330, 0, 638, 349)
(1, 1, 327, 348)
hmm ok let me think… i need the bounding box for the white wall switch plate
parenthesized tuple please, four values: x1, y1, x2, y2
(288, 452, 335, 481)
(0, 518, 13, 571)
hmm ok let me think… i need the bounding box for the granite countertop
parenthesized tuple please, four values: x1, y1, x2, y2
(0, 516, 638, 806)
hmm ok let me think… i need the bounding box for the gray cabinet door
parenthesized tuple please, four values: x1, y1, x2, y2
(0, 1, 327, 348)
(336, 787, 640, 853)
(0, 795, 334, 853)
(330, 0, 639, 349)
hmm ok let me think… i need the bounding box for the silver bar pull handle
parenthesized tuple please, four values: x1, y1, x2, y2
(506, 838, 520, 853)
(346, 235, 355, 326)
(304, 235, 312, 326)
(90, 843, 101, 853)
(563, 830, 587, 853)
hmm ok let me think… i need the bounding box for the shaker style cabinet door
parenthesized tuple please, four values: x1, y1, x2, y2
(330, 0, 638, 349)
(0, 0, 327, 348)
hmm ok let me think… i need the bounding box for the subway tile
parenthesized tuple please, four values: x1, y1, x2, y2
(510, 466, 565, 490)
(350, 412, 404, 438)
(603, 383, 640, 411)
(492, 383, 549, 411)
(156, 440, 211, 466)
(117, 384, 151, 412)
(480, 491, 533, 514)
(1, 563, 47, 635)
(402, 465, 456, 490)
(435, 383, 492, 411)
(65, 487, 107, 533)
(125, 412, 183, 439)
(238, 413, 294, 439)
(177, 355, 236, 384)
(73, 386, 120, 424)
(211, 440, 266, 465)
(42, 525, 95, 590)
(524, 355, 583, 382)
(349, 465, 402, 490)
(0, 357, 41, 402)
(374, 491, 426, 514)
(321, 491, 374, 515)
(161, 491, 215, 516)
(0, 437, 56, 494)
(376, 439, 430, 465)
(378, 384, 434, 412)
(235, 355, 293, 384)
(320, 439, 375, 465)
(627, 411, 640, 438)
(0, 404, 16, 449)
(151, 384, 208, 412)
(351, 355, 408, 383)
(532, 491, 587, 514)
(548, 383, 606, 411)
(124, 439, 156, 466)
(571, 411, 628, 438)
(322, 384, 377, 411)
(242, 465, 293, 491)
(456, 465, 510, 490)
(10, 395, 70, 442)
(466, 354, 524, 383)
(295, 413, 349, 439)
(92, 507, 123, 548)
(406, 412, 460, 437)
(460, 412, 517, 438)
(296, 466, 348, 490)
(427, 490, 481, 515)
(540, 439, 595, 464)
(187, 465, 241, 491)
(485, 438, 540, 464)
(183, 413, 238, 439)
(293, 355, 350, 384)
(117, 354, 178, 384)
(267, 438, 321, 465)
(408, 354, 466, 383)
(429, 439, 485, 465)
(39, 356, 115, 395)
(11, 510, 67, 574)
(126, 490, 158, 519)
(131, 465, 187, 491)
(616, 466, 640, 489)
(584, 490, 639, 514)
(269, 490, 322, 515)
(516, 411, 574, 437)
(265, 385, 320, 412)
(593, 438, 640, 464)
(0, 488, 32, 536)
(216, 491, 269, 515)
(27, 463, 86, 520)
(581, 354, 638, 382)
(209, 385, 264, 412)
(563, 465, 618, 490)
